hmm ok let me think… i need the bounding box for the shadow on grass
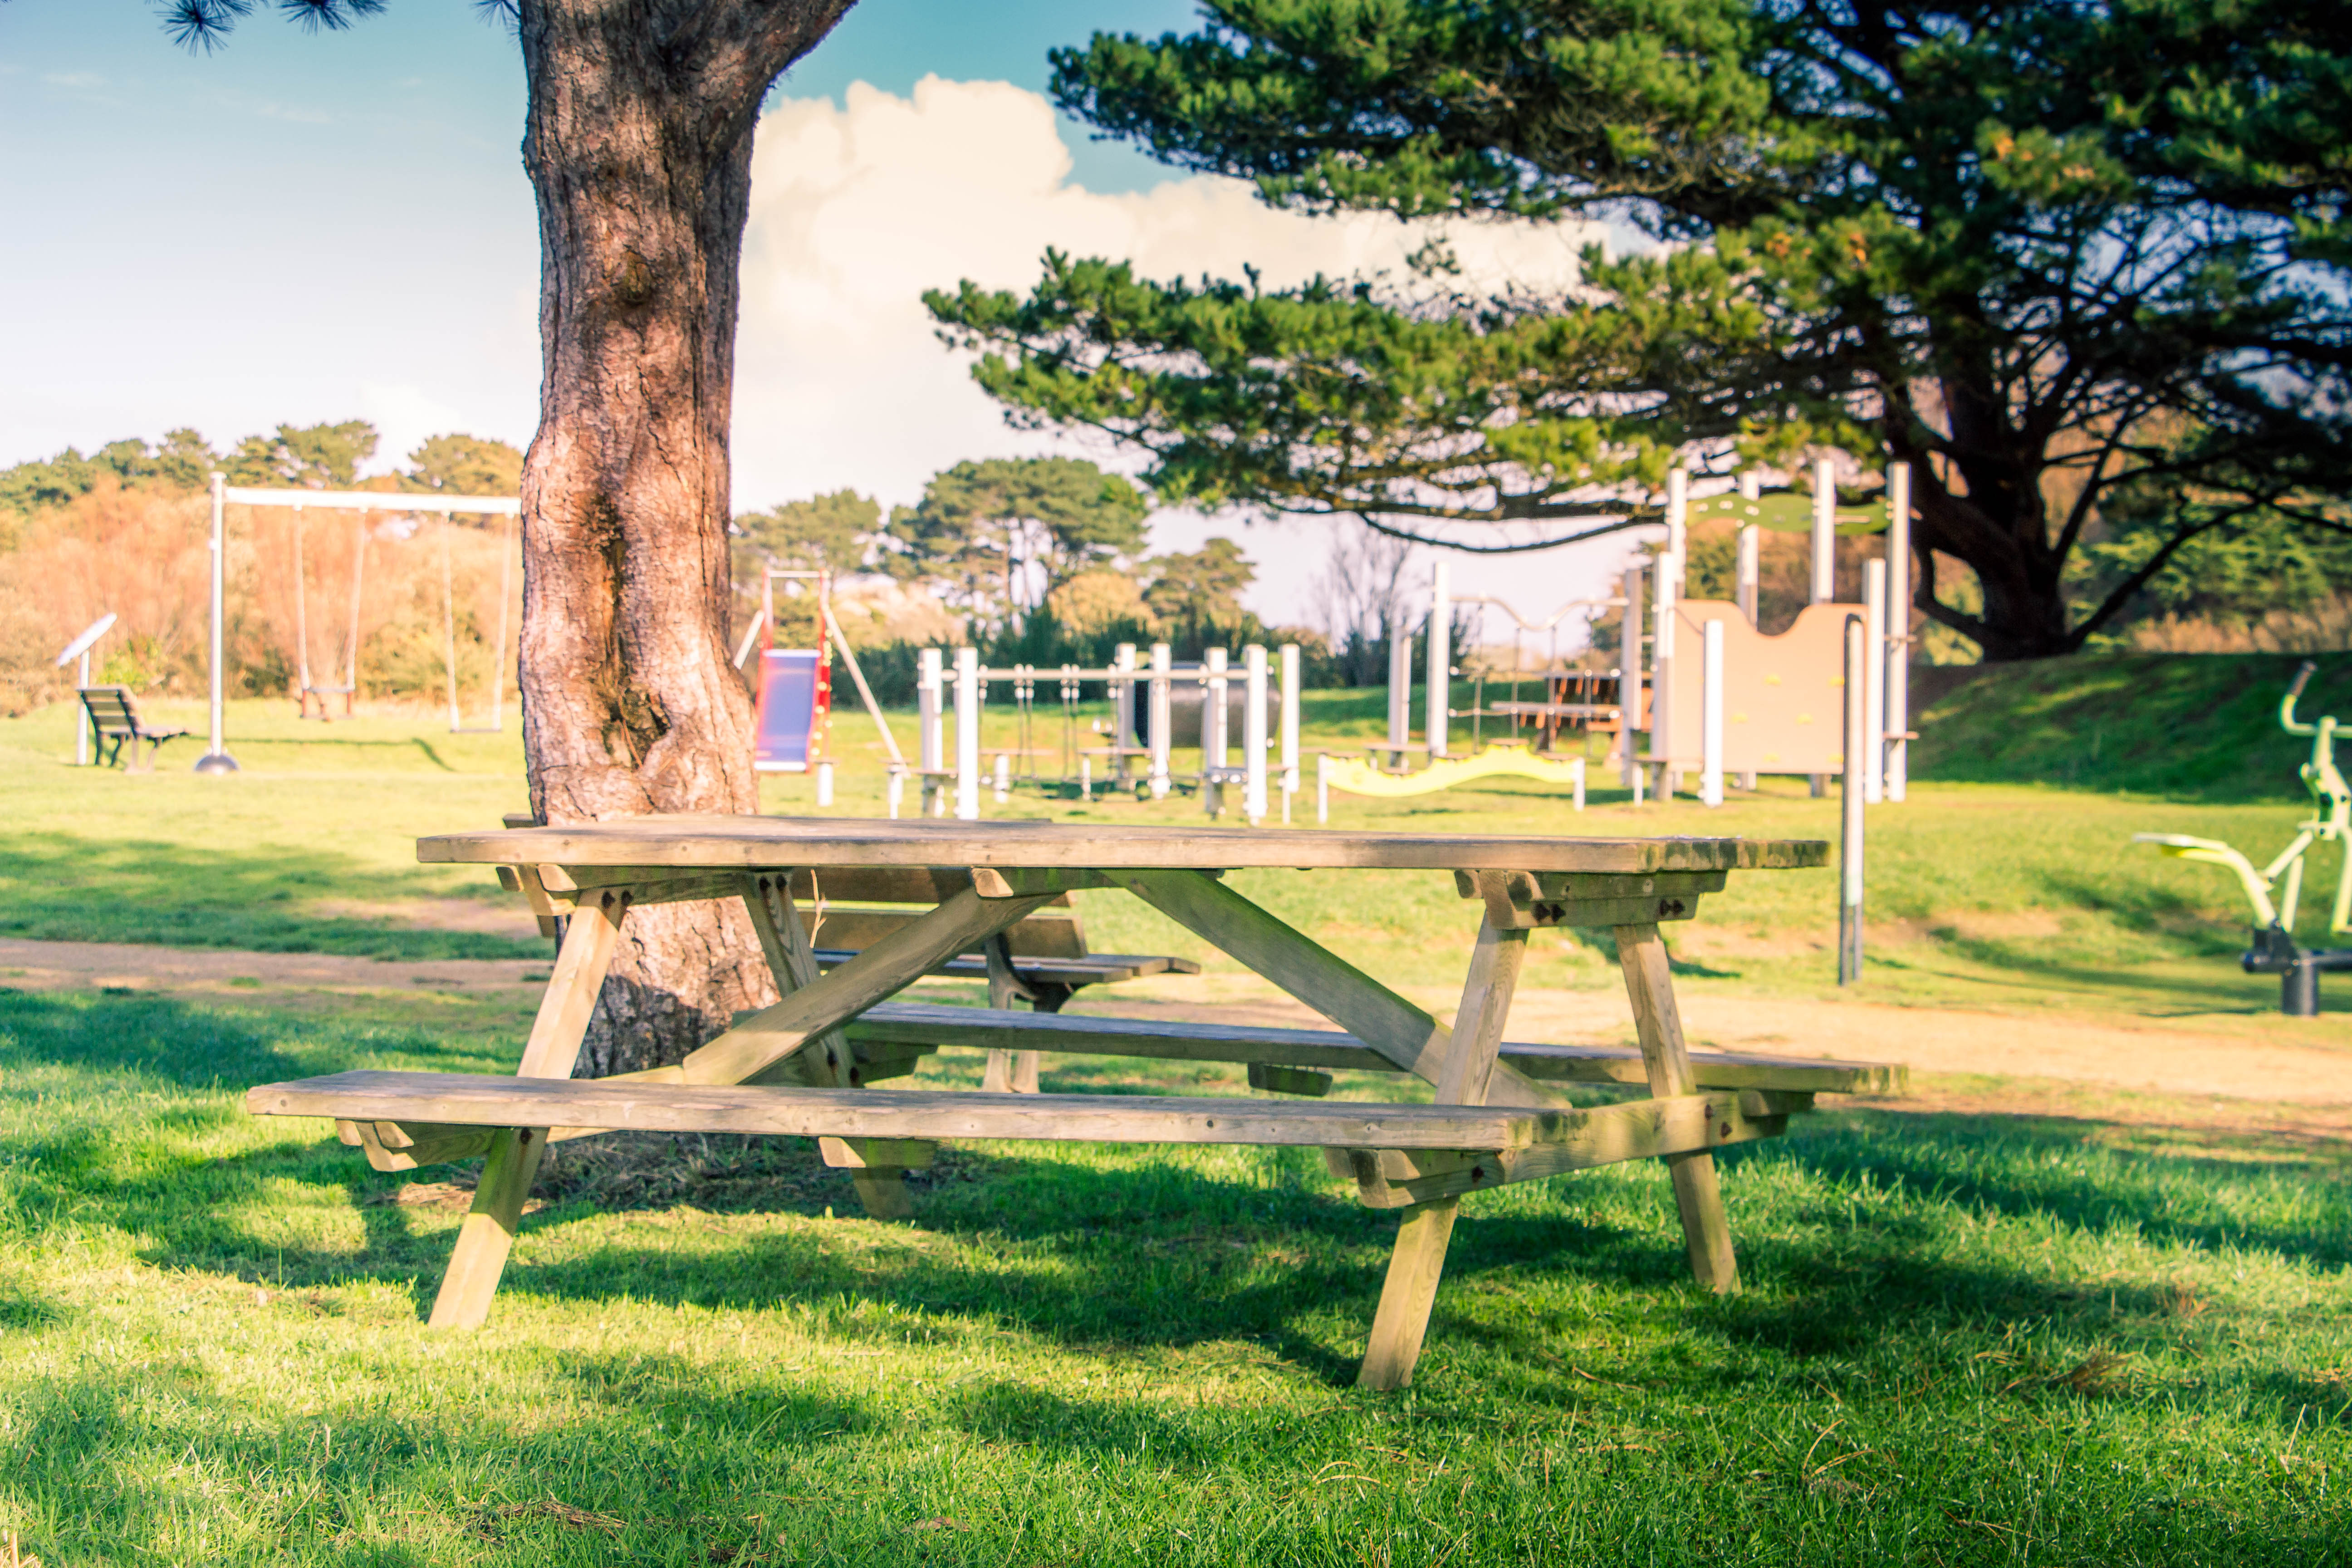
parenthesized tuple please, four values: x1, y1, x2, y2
(11, 989, 2351, 1430)
(0, 1360, 878, 1560)
(0, 831, 540, 959)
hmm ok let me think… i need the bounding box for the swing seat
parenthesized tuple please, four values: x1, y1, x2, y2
(298, 683, 356, 720)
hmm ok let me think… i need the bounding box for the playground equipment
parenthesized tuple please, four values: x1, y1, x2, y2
(200, 475, 522, 770)
(1319, 561, 1626, 819)
(438, 510, 516, 734)
(53, 612, 117, 766)
(289, 501, 368, 720)
(201, 478, 524, 741)
(913, 641, 1303, 825)
(2136, 662, 2352, 1015)
(733, 569, 908, 813)
(1642, 461, 1917, 805)
(1317, 746, 1587, 821)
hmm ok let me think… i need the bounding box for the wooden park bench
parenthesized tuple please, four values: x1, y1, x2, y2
(247, 816, 1907, 1390)
(77, 685, 189, 771)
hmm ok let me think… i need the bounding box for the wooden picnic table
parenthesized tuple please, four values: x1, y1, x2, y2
(247, 815, 1897, 1389)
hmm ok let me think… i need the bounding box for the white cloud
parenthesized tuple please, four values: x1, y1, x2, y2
(733, 77, 1632, 628)
(357, 382, 470, 470)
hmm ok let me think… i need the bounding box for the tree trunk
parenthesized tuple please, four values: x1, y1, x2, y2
(515, 0, 853, 1077)
(1895, 391, 2079, 662)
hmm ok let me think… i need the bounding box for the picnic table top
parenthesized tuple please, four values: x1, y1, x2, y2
(418, 813, 1828, 875)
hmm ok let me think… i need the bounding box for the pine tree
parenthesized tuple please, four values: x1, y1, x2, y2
(929, 0, 2350, 660)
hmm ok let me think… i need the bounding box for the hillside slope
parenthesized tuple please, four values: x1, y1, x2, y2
(1910, 652, 2352, 800)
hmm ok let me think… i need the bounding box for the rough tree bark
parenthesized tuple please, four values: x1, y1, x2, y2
(515, 0, 855, 1076)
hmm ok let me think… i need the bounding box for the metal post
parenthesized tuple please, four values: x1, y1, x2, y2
(1620, 565, 1644, 790)
(1811, 457, 1837, 605)
(954, 646, 980, 821)
(1386, 603, 1411, 769)
(1278, 642, 1300, 823)
(1735, 525, 1759, 625)
(1205, 646, 1229, 816)
(917, 647, 943, 815)
(1839, 615, 1867, 984)
(1700, 618, 1725, 807)
(1244, 644, 1269, 823)
(1427, 560, 1450, 759)
(195, 471, 239, 774)
(994, 751, 1010, 804)
(1148, 642, 1172, 798)
(815, 760, 835, 808)
(1113, 642, 1137, 780)
(1665, 467, 1688, 594)
(886, 769, 904, 820)
(1862, 558, 1887, 805)
(77, 648, 91, 764)
(1885, 461, 1912, 802)
(1652, 551, 1678, 798)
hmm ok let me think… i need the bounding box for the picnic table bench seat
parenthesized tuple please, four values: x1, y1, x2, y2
(77, 685, 189, 770)
(841, 1000, 1904, 1096)
(302, 996, 1894, 1175)
(251, 814, 1903, 1390)
(255, 1069, 1813, 1213)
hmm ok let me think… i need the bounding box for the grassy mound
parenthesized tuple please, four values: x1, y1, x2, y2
(1910, 652, 2352, 800)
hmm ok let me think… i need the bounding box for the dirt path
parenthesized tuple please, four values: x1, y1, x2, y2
(8, 937, 2349, 1132)
(0, 938, 549, 998)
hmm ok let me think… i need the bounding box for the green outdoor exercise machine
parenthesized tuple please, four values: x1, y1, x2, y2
(2135, 661, 2352, 1016)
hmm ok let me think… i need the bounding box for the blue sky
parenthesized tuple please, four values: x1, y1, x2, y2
(0, 1, 1626, 627)
(0, 1, 1187, 459)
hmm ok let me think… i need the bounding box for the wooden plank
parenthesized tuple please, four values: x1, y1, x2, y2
(1616, 922, 1740, 1293)
(1122, 869, 1568, 1110)
(345, 1038, 940, 1174)
(740, 871, 856, 1088)
(1360, 915, 1527, 1391)
(803, 906, 1089, 960)
(1357, 1202, 1457, 1391)
(970, 867, 1128, 897)
(818, 1136, 936, 1169)
(745, 873, 910, 1214)
(843, 1001, 1906, 1093)
(1433, 921, 1528, 1107)
(246, 1072, 1627, 1150)
(537, 871, 752, 911)
(426, 891, 622, 1330)
(1331, 1090, 1805, 1208)
(1453, 870, 1728, 904)
(1247, 1063, 1333, 1097)
(648, 886, 1058, 1088)
(817, 952, 1201, 986)
(416, 813, 1830, 876)
(979, 932, 1043, 1095)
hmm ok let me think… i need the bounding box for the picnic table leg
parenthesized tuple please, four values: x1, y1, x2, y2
(1359, 917, 1529, 1390)
(427, 889, 625, 1328)
(980, 935, 1042, 1095)
(1614, 922, 1740, 1293)
(1123, 869, 1565, 1109)
(744, 873, 916, 1219)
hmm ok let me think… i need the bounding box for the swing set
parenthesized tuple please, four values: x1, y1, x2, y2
(731, 568, 908, 808)
(223, 486, 521, 730)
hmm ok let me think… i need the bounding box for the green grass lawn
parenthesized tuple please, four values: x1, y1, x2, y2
(2, 671, 2350, 1563)
(3, 985, 2346, 1564)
